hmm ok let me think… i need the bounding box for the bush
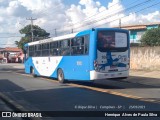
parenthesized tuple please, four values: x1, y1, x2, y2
(140, 28, 160, 46)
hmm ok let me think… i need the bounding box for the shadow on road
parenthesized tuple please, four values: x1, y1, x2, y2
(0, 73, 160, 119)
(14, 70, 160, 90)
(0, 79, 24, 92)
(3, 68, 160, 90)
(1, 79, 159, 112)
(66, 76, 160, 89)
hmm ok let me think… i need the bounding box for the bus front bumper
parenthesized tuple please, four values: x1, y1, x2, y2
(90, 70, 129, 80)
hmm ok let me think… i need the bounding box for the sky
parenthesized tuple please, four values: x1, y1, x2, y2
(0, 0, 160, 48)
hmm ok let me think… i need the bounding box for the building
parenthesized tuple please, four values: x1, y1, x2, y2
(120, 22, 160, 43)
(0, 47, 24, 63)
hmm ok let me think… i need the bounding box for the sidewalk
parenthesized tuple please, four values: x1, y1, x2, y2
(130, 70, 160, 79)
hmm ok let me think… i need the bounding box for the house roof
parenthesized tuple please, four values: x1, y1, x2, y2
(116, 22, 160, 30)
(122, 25, 146, 30)
(2, 47, 22, 52)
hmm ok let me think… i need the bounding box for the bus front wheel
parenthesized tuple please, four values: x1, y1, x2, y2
(57, 69, 65, 83)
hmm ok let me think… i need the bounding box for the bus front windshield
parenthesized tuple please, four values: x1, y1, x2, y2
(97, 31, 128, 52)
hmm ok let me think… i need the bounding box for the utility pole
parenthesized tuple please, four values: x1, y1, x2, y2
(26, 17, 37, 42)
(119, 19, 121, 28)
(54, 29, 57, 37)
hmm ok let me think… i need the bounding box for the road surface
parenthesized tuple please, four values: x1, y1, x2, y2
(0, 63, 160, 120)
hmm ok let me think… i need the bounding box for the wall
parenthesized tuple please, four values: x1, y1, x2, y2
(130, 46, 160, 71)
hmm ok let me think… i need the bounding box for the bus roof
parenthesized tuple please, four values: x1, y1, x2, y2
(25, 32, 78, 46)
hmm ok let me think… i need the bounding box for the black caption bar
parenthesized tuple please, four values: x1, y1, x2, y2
(0, 111, 160, 117)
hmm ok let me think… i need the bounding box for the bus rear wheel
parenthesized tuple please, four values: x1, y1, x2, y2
(31, 67, 37, 78)
(57, 69, 65, 83)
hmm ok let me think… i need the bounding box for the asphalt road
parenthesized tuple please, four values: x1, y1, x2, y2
(0, 63, 160, 120)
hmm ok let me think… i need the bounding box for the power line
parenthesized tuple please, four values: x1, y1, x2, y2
(34, 0, 65, 19)
(64, 0, 124, 28)
(46, 0, 124, 32)
(67, 0, 155, 31)
(58, 0, 142, 32)
(94, 1, 160, 28)
(55, 0, 157, 35)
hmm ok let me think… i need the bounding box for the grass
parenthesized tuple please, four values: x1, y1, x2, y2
(130, 46, 160, 71)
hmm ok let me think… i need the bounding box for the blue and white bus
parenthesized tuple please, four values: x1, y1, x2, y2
(24, 28, 130, 83)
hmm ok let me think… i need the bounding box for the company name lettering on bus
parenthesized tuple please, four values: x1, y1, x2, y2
(39, 38, 52, 44)
(118, 55, 127, 62)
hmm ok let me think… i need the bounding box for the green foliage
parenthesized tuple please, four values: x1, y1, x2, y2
(140, 28, 160, 46)
(19, 25, 50, 38)
(15, 25, 50, 50)
(15, 37, 30, 51)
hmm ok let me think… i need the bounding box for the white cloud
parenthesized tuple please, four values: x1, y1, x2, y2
(7, 1, 32, 17)
(65, 0, 124, 32)
(118, 11, 160, 27)
(65, 4, 85, 24)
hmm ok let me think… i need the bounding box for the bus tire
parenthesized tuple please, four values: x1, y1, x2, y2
(57, 69, 65, 83)
(31, 67, 37, 78)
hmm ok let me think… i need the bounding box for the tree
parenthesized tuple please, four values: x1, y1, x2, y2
(15, 25, 50, 49)
(140, 28, 160, 46)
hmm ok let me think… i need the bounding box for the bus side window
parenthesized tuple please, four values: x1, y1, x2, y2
(71, 38, 76, 55)
(60, 39, 70, 56)
(71, 37, 85, 55)
(24, 46, 28, 60)
(35, 44, 41, 56)
(42, 43, 49, 56)
(29, 46, 34, 57)
(58, 41, 62, 56)
(77, 37, 84, 54)
(84, 35, 89, 54)
(50, 42, 58, 56)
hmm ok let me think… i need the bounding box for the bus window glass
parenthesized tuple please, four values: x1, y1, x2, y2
(59, 40, 70, 56)
(115, 32, 127, 47)
(35, 44, 41, 56)
(97, 31, 128, 52)
(50, 42, 58, 48)
(84, 35, 89, 54)
(29, 46, 34, 57)
(50, 42, 58, 56)
(42, 43, 49, 56)
(71, 37, 85, 55)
